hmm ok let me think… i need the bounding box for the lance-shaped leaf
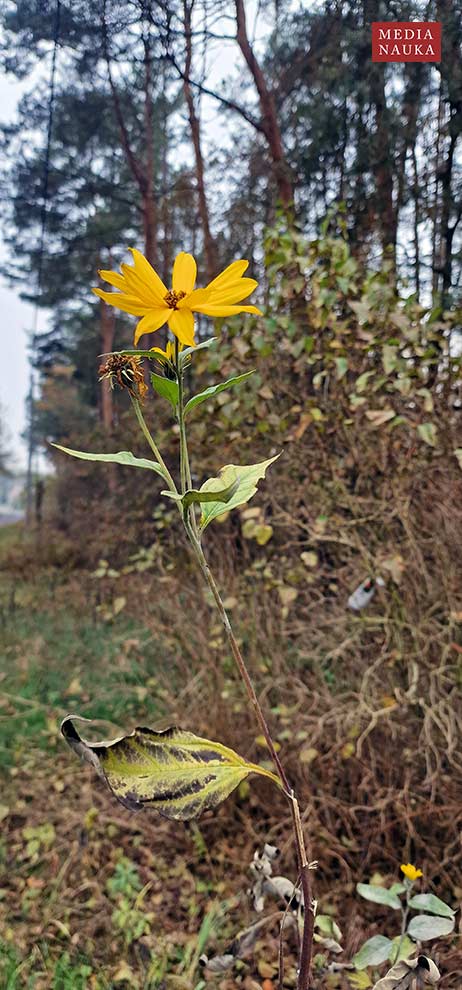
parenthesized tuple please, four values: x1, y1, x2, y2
(61, 716, 281, 821)
(150, 373, 179, 408)
(52, 444, 165, 478)
(180, 337, 217, 362)
(198, 455, 280, 530)
(184, 371, 255, 418)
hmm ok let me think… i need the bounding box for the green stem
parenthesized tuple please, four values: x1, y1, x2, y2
(130, 395, 178, 495)
(175, 339, 199, 537)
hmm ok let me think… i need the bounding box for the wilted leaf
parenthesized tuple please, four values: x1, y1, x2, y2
(355, 371, 374, 393)
(348, 972, 372, 989)
(52, 445, 165, 477)
(408, 894, 454, 919)
(299, 747, 318, 765)
(184, 371, 255, 417)
(199, 456, 280, 530)
(356, 884, 402, 910)
(381, 554, 405, 585)
(61, 716, 280, 821)
(277, 586, 298, 607)
(301, 551, 318, 568)
(353, 935, 393, 969)
(382, 345, 398, 375)
(365, 409, 396, 427)
(407, 914, 454, 940)
(372, 954, 440, 989)
(254, 524, 273, 546)
(417, 422, 437, 447)
(454, 448, 462, 469)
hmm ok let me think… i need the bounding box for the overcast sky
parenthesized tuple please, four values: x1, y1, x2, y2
(0, 73, 41, 471)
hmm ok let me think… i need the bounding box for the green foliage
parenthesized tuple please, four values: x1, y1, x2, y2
(198, 456, 280, 530)
(184, 371, 255, 418)
(52, 444, 165, 477)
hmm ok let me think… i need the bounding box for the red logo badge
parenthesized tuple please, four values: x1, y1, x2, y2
(372, 22, 441, 62)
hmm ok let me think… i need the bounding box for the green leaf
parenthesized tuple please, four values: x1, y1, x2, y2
(389, 883, 406, 896)
(52, 444, 165, 477)
(161, 477, 239, 513)
(417, 422, 437, 447)
(180, 337, 217, 362)
(184, 371, 255, 417)
(352, 936, 393, 969)
(407, 914, 454, 940)
(356, 884, 402, 910)
(151, 373, 179, 408)
(335, 357, 348, 380)
(389, 935, 415, 964)
(61, 716, 280, 821)
(355, 371, 374, 393)
(198, 455, 280, 530)
(408, 893, 455, 918)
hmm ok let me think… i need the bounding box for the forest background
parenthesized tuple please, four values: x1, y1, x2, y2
(0, 0, 462, 988)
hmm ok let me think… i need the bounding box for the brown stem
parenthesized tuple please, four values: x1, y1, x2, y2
(186, 523, 314, 988)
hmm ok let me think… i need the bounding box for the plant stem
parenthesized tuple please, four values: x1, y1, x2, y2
(175, 340, 199, 537)
(185, 519, 314, 989)
(130, 395, 178, 495)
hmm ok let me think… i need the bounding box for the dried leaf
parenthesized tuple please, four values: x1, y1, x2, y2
(61, 716, 280, 821)
(365, 409, 396, 427)
(372, 954, 440, 989)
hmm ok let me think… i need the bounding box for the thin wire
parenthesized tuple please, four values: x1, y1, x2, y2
(25, 0, 61, 520)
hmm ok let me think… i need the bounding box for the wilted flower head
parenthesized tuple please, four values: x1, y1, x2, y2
(400, 863, 423, 881)
(98, 354, 147, 400)
(93, 249, 261, 348)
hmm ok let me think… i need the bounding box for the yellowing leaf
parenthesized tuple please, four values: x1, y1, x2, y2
(277, 586, 298, 607)
(300, 551, 318, 568)
(254, 524, 273, 546)
(365, 409, 395, 427)
(199, 456, 280, 530)
(299, 747, 318, 764)
(61, 716, 280, 821)
(255, 735, 281, 752)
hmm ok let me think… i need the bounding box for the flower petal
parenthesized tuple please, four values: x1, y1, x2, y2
(172, 252, 197, 294)
(134, 308, 170, 344)
(92, 288, 148, 316)
(128, 248, 168, 301)
(178, 287, 211, 310)
(193, 303, 262, 317)
(98, 269, 127, 291)
(206, 278, 258, 305)
(168, 308, 195, 347)
(205, 260, 249, 291)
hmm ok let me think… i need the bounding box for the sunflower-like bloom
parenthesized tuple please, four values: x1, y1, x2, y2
(400, 863, 423, 881)
(93, 250, 261, 348)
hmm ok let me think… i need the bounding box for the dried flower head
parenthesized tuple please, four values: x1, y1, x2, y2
(99, 354, 148, 400)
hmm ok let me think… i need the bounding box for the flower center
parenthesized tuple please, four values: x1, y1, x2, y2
(164, 289, 186, 310)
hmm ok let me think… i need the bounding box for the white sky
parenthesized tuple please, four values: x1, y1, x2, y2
(0, 73, 34, 470)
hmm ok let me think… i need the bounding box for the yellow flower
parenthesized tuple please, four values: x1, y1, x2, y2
(93, 250, 261, 348)
(400, 863, 423, 881)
